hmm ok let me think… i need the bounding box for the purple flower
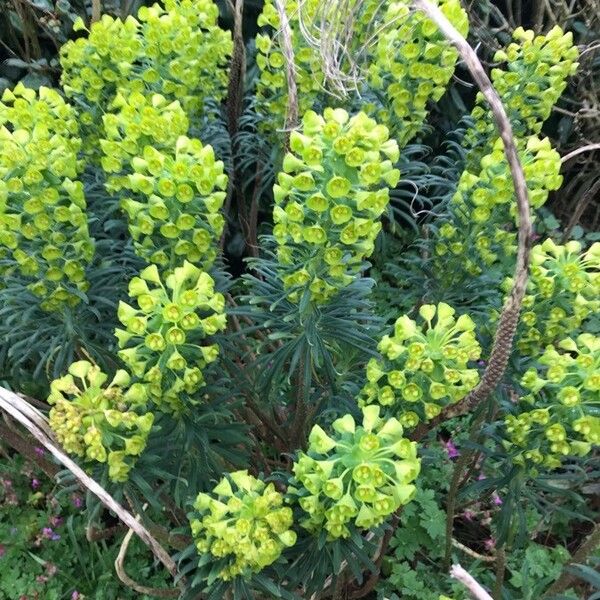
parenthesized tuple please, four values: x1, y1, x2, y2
(478, 360, 486, 367)
(71, 494, 83, 509)
(42, 527, 53, 539)
(34, 447, 45, 457)
(484, 537, 496, 551)
(72, 592, 81, 600)
(463, 510, 475, 522)
(443, 439, 460, 459)
(31, 478, 40, 490)
(492, 493, 503, 506)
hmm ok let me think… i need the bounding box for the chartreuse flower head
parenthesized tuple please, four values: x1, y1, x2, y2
(115, 261, 226, 415)
(504, 334, 600, 471)
(100, 91, 189, 181)
(434, 136, 562, 274)
(61, 0, 231, 154)
(289, 406, 420, 540)
(359, 303, 481, 426)
(48, 361, 153, 482)
(466, 26, 578, 163)
(190, 470, 296, 581)
(508, 240, 600, 356)
(273, 108, 400, 303)
(367, 0, 468, 147)
(120, 135, 227, 270)
(255, 0, 466, 147)
(0, 85, 94, 311)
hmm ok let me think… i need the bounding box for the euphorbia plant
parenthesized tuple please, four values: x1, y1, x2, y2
(0, 0, 597, 599)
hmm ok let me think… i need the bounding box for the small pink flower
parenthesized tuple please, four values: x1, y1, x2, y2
(34, 447, 45, 457)
(71, 494, 83, 509)
(442, 439, 460, 459)
(72, 592, 81, 600)
(31, 478, 40, 490)
(463, 510, 475, 522)
(492, 493, 503, 506)
(484, 538, 496, 551)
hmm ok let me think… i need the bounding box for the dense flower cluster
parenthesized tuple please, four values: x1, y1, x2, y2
(48, 361, 153, 482)
(273, 108, 400, 303)
(115, 262, 226, 414)
(359, 303, 481, 426)
(289, 406, 420, 539)
(465, 26, 579, 162)
(367, 0, 468, 147)
(507, 240, 600, 356)
(0, 84, 93, 311)
(504, 335, 600, 471)
(190, 470, 296, 581)
(100, 92, 227, 270)
(60, 0, 231, 152)
(434, 136, 563, 274)
(255, 0, 466, 146)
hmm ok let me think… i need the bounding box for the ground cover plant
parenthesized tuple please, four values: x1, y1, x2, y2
(0, 0, 599, 599)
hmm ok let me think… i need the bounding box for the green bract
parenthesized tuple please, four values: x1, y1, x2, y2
(435, 136, 563, 274)
(100, 91, 227, 270)
(367, 0, 468, 147)
(290, 406, 420, 539)
(47, 361, 153, 482)
(507, 240, 600, 356)
(0, 84, 94, 311)
(60, 0, 232, 154)
(273, 108, 400, 303)
(190, 470, 296, 581)
(504, 334, 600, 471)
(359, 303, 481, 426)
(465, 26, 579, 164)
(255, 0, 467, 146)
(115, 261, 226, 415)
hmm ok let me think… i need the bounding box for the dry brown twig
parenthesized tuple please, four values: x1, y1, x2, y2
(115, 507, 180, 598)
(411, 0, 533, 441)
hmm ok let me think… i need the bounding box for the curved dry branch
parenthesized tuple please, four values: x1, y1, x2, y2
(450, 564, 494, 600)
(0, 386, 185, 593)
(561, 142, 600, 164)
(115, 514, 180, 598)
(411, 0, 533, 440)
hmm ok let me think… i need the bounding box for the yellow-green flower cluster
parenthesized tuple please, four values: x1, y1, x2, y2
(367, 0, 468, 148)
(255, 0, 323, 136)
(100, 91, 189, 183)
(273, 108, 400, 303)
(48, 361, 154, 482)
(465, 26, 579, 162)
(504, 334, 600, 471)
(435, 136, 562, 273)
(507, 240, 600, 356)
(115, 262, 226, 415)
(359, 303, 481, 426)
(60, 0, 231, 152)
(190, 470, 296, 581)
(289, 406, 420, 540)
(100, 92, 227, 270)
(255, 0, 466, 147)
(0, 84, 94, 311)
